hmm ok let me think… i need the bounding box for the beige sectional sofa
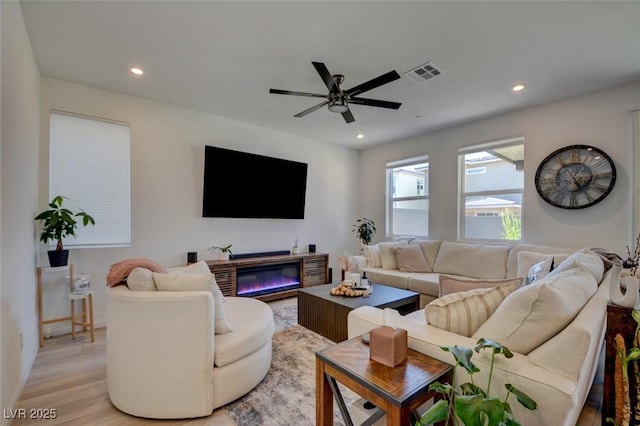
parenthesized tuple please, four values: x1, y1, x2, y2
(349, 239, 613, 425)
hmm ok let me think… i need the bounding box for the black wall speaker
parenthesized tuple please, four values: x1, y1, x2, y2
(187, 252, 197, 263)
(308, 244, 316, 253)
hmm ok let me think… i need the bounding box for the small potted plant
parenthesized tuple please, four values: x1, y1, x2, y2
(209, 244, 233, 261)
(353, 218, 376, 245)
(34, 195, 95, 267)
(292, 237, 300, 255)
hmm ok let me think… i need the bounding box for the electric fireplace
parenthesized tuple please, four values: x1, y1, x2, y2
(236, 262, 301, 298)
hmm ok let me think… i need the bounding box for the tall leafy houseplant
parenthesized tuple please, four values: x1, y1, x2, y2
(34, 195, 95, 267)
(353, 218, 376, 245)
(417, 338, 537, 426)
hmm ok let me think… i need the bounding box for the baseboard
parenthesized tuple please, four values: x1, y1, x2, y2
(2, 360, 31, 426)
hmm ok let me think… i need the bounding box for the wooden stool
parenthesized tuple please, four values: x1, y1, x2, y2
(69, 291, 94, 342)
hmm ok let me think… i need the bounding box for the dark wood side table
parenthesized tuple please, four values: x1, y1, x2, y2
(298, 283, 420, 342)
(603, 303, 638, 425)
(316, 336, 453, 426)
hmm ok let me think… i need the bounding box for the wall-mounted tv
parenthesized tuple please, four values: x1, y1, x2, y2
(202, 145, 308, 219)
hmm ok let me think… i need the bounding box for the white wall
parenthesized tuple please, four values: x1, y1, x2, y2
(360, 81, 640, 254)
(1, 0, 42, 420)
(39, 78, 359, 333)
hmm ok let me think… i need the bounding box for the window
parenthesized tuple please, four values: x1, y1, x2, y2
(49, 111, 131, 248)
(459, 137, 524, 241)
(386, 156, 429, 238)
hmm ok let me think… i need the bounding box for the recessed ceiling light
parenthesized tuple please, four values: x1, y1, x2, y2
(356, 134, 364, 139)
(512, 82, 526, 92)
(130, 67, 144, 75)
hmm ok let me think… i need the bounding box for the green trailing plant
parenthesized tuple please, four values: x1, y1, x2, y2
(416, 338, 537, 426)
(34, 195, 95, 251)
(607, 309, 640, 426)
(500, 209, 521, 241)
(209, 244, 233, 255)
(353, 218, 376, 245)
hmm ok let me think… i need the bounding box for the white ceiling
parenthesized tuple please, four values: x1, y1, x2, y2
(20, 1, 640, 149)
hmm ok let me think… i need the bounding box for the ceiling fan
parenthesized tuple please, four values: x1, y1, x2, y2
(269, 61, 402, 124)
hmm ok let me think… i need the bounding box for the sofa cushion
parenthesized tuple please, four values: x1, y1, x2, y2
(439, 275, 523, 297)
(472, 266, 598, 354)
(506, 243, 576, 278)
(425, 281, 518, 337)
(407, 273, 441, 299)
(379, 241, 409, 269)
(411, 239, 442, 271)
(362, 243, 382, 268)
(153, 271, 233, 334)
(126, 267, 156, 291)
(167, 260, 212, 275)
(432, 241, 509, 279)
(393, 245, 431, 272)
(548, 247, 604, 283)
(213, 297, 274, 367)
(107, 257, 167, 286)
(362, 268, 411, 290)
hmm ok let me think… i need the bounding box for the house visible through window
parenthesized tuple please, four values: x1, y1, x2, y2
(49, 111, 131, 248)
(459, 137, 524, 241)
(386, 156, 429, 238)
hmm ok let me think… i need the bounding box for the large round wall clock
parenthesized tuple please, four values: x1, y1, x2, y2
(534, 144, 616, 209)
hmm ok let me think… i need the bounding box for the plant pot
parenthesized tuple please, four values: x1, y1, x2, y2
(219, 252, 230, 261)
(47, 250, 69, 267)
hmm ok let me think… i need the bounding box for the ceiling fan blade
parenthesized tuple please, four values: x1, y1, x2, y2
(270, 89, 327, 98)
(294, 100, 329, 118)
(349, 97, 401, 110)
(341, 109, 355, 123)
(345, 70, 401, 97)
(312, 62, 338, 92)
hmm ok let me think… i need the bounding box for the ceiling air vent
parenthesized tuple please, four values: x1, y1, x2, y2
(404, 62, 443, 84)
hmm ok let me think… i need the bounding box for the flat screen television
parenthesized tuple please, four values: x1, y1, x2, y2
(202, 146, 308, 219)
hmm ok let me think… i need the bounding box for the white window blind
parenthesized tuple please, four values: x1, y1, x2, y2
(49, 111, 131, 248)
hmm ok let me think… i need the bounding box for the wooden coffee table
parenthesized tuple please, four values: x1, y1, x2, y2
(316, 336, 453, 426)
(298, 283, 419, 342)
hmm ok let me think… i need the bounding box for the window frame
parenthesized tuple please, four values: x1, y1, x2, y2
(386, 155, 429, 239)
(458, 137, 524, 242)
(49, 110, 132, 249)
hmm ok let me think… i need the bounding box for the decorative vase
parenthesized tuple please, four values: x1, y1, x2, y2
(610, 265, 640, 308)
(47, 249, 69, 267)
(291, 246, 299, 255)
(73, 274, 90, 295)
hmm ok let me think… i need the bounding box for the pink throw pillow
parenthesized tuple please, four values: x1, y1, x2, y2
(106, 257, 166, 286)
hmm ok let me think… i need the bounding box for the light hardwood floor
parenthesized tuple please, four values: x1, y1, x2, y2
(14, 297, 602, 425)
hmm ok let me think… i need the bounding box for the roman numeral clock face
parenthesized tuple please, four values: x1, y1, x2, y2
(535, 145, 616, 209)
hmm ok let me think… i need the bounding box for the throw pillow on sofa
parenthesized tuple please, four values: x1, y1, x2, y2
(411, 239, 442, 271)
(472, 266, 597, 354)
(361, 244, 382, 268)
(523, 257, 553, 285)
(392, 245, 431, 273)
(432, 241, 510, 279)
(379, 241, 409, 270)
(547, 247, 604, 283)
(425, 281, 519, 337)
(439, 275, 523, 297)
(126, 267, 156, 291)
(516, 251, 570, 279)
(153, 267, 233, 334)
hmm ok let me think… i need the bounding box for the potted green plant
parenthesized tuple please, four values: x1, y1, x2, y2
(417, 338, 537, 426)
(209, 244, 233, 261)
(34, 195, 95, 267)
(353, 218, 376, 245)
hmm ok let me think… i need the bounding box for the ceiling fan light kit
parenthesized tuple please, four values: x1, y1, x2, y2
(269, 61, 402, 123)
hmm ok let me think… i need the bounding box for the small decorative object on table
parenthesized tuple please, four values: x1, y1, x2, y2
(73, 274, 90, 295)
(369, 309, 407, 367)
(337, 254, 354, 282)
(291, 237, 299, 254)
(330, 283, 369, 297)
(209, 244, 233, 261)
